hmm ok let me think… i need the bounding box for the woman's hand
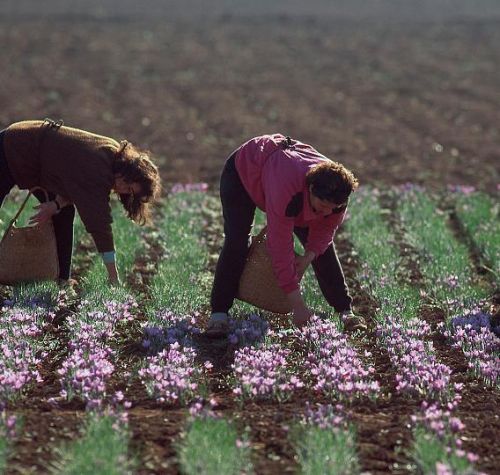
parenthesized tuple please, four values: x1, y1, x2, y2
(29, 201, 59, 225)
(104, 261, 121, 286)
(295, 251, 315, 281)
(287, 289, 313, 328)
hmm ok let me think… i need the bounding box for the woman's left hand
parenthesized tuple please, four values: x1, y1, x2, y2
(29, 201, 58, 225)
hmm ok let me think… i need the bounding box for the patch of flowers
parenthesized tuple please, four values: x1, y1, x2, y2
(343, 187, 491, 470)
(0, 303, 55, 402)
(58, 347, 115, 410)
(142, 310, 201, 354)
(170, 182, 209, 194)
(439, 309, 500, 387)
(447, 185, 476, 195)
(294, 401, 360, 474)
(0, 410, 17, 440)
(188, 397, 219, 419)
(55, 297, 138, 410)
(298, 317, 380, 401)
(227, 313, 269, 347)
(412, 402, 485, 474)
(300, 402, 347, 430)
(377, 317, 455, 401)
(139, 342, 210, 405)
(232, 344, 303, 401)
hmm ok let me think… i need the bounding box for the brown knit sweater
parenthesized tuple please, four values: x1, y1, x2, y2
(2, 120, 120, 252)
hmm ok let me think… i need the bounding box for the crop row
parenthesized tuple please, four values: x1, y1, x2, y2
(1, 186, 498, 474)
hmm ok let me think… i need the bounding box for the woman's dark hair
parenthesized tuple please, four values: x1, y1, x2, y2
(306, 160, 359, 204)
(113, 141, 161, 225)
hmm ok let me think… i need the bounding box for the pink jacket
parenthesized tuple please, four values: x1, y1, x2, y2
(235, 134, 346, 294)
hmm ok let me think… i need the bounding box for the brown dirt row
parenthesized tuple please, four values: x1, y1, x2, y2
(122, 194, 498, 475)
(5, 210, 169, 474)
(381, 193, 500, 474)
(5, 235, 96, 474)
(121, 204, 420, 474)
(335, 234, 418, 474)
(4, 192, 499, 474)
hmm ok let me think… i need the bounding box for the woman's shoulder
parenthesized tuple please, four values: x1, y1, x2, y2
(5, 119, 45, 133)
(55, 124, 120, 149)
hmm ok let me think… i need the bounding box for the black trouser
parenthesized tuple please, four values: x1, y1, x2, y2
(0, 130, 75, 280)
(210, 153, 353, 314)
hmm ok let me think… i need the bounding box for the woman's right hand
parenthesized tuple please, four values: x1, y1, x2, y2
(292, 305, 312, 328)
(287, 289, 313, 328)
(105, 261, 121, 286)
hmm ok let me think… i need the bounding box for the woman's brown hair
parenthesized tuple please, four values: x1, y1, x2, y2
(306, 160, 359, 204)
(113, 141, 161, 225)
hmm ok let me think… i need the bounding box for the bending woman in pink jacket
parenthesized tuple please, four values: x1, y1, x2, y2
(207, 134, 365, 336)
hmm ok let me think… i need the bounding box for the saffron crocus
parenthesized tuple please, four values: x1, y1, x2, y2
(297, 317, 379, 401)
(232, 344, 303, 402)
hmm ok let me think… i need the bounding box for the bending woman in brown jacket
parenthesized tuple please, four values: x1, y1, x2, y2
(0, 119, 161, 285)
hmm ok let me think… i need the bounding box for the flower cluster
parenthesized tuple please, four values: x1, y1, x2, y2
(58, 347, 114, 410)
(377, 317, 454, 401)
(0, 304, 55, 402)
(188, 397, 218, 419)
(56, 297, 137, 410)
(395, 183, 426, 194)
(440, 311, 499, 386)
(227, 314, 269, 347)
(301, 403, 347, 430)
(170, 182, 209, 194)
(440, 274, 460, 289)
(0, 410, 17, 440)
(446, 185, 476, 195)
(298, 317, 379, 401)
(139, 342, 209, 405)
(142, 310, 201, 354)
(412, 402, 482, 469)
(450, 309, 495, 332)
(232, 344, 303, 401)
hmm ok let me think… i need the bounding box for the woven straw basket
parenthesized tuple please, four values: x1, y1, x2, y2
(237, 226, 293, 314)
(0, 188, 59, 285)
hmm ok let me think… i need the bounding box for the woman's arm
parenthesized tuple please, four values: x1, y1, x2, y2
(295, 250, 316, 281)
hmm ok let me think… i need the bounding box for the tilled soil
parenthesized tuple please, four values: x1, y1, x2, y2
(4, 207, 499, 474)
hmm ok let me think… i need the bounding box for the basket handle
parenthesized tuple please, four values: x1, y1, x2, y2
(6, 187, 50, 229)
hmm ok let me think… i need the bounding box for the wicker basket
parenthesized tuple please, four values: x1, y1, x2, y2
(0, 188, 59, 285)
(237, 226, 293, 314)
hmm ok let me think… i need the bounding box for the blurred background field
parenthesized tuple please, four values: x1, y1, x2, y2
(0, 0, 499, 189)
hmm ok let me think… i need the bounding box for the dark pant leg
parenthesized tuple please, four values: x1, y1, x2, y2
(0, 130, 15, 206)
(294, 226, 352, 313)
(32, 190, 75, 281)
(52, 205, 75, 280)
(210, 154, 256, 313)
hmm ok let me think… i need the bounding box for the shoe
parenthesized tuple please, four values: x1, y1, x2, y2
(341, 311, 367, 332)
(205, 313, 230, 338)
(58, 278, 77, 288)
(58, 278, 78, 300)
